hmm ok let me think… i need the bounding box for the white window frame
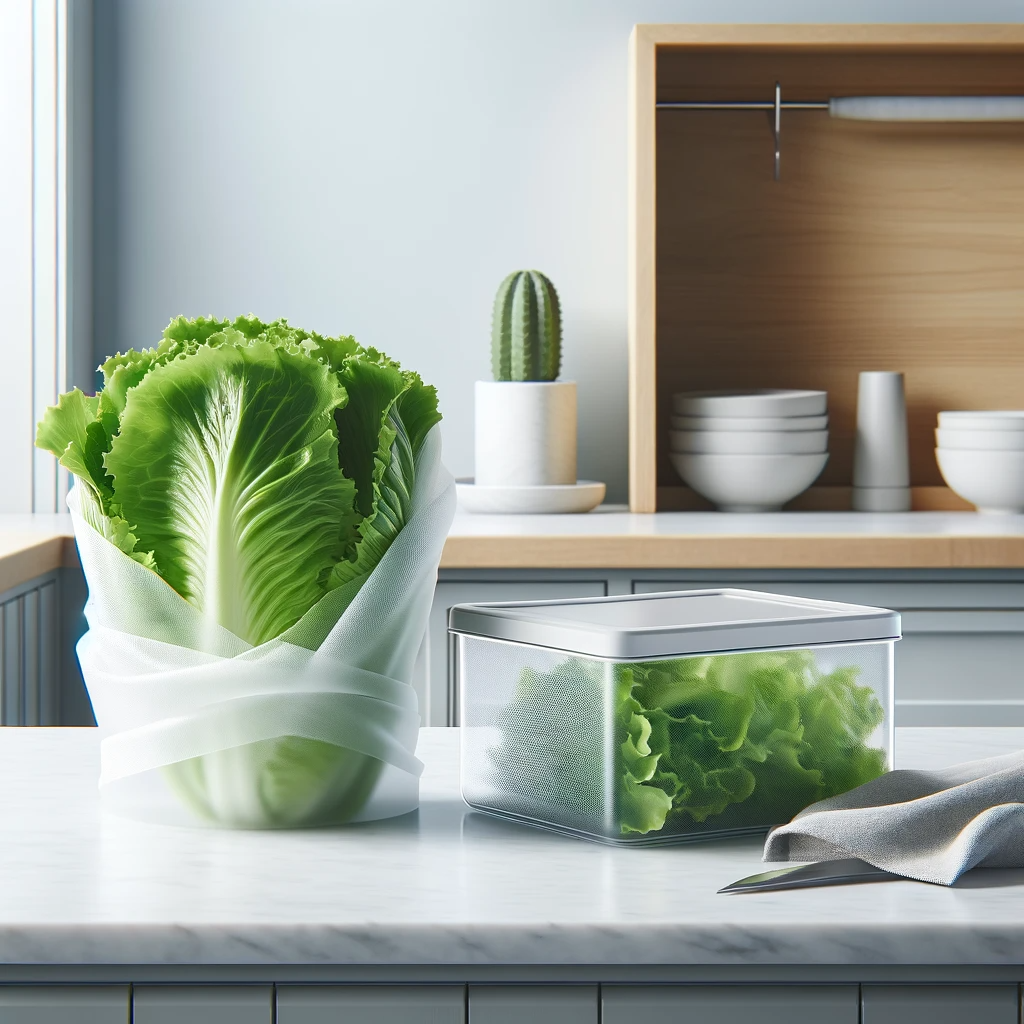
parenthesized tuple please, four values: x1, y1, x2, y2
(0, 0, 90, 514)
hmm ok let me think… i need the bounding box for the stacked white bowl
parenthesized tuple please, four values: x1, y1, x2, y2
(669, 389, 830, 512)
(935, 411, 1024, 514)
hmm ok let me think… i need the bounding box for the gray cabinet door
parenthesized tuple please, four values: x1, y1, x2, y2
(862, 985, 1019, 1024)
(601, 985, 858, 1023)
(0, 987, 129, 1023)
(468, 985, 597, 1024)
(631, 579, 1024, 726)
(133, 986, 271, 1024)
(429, 580, 606, 725)
(276, 985, 465, 1023)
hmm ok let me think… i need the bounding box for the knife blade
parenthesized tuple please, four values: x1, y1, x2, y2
(719, 857, 901, 894)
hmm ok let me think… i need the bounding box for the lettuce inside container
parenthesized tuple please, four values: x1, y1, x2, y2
(451, 589, 899, 845)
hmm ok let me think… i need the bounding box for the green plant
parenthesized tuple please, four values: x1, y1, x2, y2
(491, 648, 887, 838)
(37, 315, 440, 646)
(35, 316, 442, 826)
(491, 270, 562, 382)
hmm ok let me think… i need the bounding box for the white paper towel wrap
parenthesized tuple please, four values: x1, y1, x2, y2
(70, 425, 456, 828)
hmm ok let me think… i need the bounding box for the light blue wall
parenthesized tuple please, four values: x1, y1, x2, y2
(92, 0, 1024, 502)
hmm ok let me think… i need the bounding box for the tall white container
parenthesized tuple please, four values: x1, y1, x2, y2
(853, 371, 911, 512)
(474, 380, 577, 487)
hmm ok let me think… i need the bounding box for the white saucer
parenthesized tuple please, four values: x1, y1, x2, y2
(456, 479, 606, 514)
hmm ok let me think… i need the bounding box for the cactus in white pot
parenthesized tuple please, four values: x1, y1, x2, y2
(491, 270, 562, 383)
(475, 270, 577, 488)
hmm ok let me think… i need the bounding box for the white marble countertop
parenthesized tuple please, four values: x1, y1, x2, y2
(2, 726, 1024, 967)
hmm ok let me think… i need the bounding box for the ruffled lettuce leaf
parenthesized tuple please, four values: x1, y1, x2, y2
(38, 314, 441, 645)
(615, 650, 886, 835)
(36, 315, 443, 829)
(103, 339, 355, 646)
(488, 648, 887, 839)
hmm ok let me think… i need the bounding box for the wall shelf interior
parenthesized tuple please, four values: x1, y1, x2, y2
(628, 25, 1024, 512)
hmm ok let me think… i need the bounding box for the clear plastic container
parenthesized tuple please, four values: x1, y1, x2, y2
(451, 589, 898, 845)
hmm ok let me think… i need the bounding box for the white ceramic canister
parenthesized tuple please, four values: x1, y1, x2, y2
(852, 371, 911, 512)
(474, 381, 577, 487)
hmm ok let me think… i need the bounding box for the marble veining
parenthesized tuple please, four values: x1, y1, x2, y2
(1, 727, 1023, 966)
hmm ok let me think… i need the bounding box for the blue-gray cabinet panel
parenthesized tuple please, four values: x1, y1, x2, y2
(601, 985, 859, 1023)
(468, 985, 597, 1024)
(630, 579, 1024, 725)
(133, 986, 271, 1024)
(431, 580, 606, 725)
(861, 984, 1019, 1023)
(277, 985, 465, 1023)
(0, 986, 129, 1023)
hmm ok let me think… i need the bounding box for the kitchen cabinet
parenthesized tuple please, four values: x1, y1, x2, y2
(0, 987, 129, 1023)
(601, 984, 859, 1023)
(432, 569, 1024, 728)
(276, 985, 465, 1023)
(7, 562, 1024, 729)
(632, 577, 1024, 727)
(132, 986, 272, 1024)
(426, 578, 606, 725)
(467, 985, 597, 1024)
(627, 26, 1024, 514)
(0, 576, 58, 726)
(861, 985, 1020, 1024)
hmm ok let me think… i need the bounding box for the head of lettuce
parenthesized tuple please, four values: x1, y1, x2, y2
(36, 315, 455, 828)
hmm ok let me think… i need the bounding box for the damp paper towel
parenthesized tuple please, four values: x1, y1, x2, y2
(70, 425, 455, 828)
(763, 751, 1024, 885)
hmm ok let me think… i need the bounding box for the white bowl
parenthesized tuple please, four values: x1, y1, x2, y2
(935, 428, 1024, 451)
(672, 389, 827, 418)
(935, 448, 1024, 514)
(938, 411, 1024, 432)
(669, 451, 829, 512)
(670, 413, 829, 432)
(669, 429, 828, 455)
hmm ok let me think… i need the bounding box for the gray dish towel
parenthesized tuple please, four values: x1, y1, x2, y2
(762, 751, 1024, 886)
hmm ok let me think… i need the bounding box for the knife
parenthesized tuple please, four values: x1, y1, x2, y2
(719, 857, 902, 894)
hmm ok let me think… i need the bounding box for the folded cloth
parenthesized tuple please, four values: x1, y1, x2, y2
(762, 751, 1024, 886)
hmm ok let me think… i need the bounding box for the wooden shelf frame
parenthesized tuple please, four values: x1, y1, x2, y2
(628, 24, 1024, 513)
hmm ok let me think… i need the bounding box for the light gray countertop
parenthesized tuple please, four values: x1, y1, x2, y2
(2, 726, 1024, 968)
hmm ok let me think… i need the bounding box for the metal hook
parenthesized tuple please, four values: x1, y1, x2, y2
(774, 81, 781, 181)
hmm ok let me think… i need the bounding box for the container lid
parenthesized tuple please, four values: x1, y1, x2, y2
(448, 588, 901, 660)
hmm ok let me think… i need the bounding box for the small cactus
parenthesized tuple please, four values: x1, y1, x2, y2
(491, 270, 562, 382)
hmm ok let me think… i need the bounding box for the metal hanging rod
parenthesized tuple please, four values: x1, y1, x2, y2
(657, 82, 1024, 181)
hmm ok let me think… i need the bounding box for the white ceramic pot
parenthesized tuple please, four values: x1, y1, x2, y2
(474, 381, 577, 487)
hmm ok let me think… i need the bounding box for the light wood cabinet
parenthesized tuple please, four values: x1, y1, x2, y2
(276, 985, 465, 1024)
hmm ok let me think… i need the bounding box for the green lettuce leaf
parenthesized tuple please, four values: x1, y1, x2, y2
(36, 314, 443, 829)
(103, 339, 356, 646)
(488, 647, 888, 839)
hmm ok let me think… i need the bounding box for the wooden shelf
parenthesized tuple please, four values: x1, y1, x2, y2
(628, 24, 1024, 512)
